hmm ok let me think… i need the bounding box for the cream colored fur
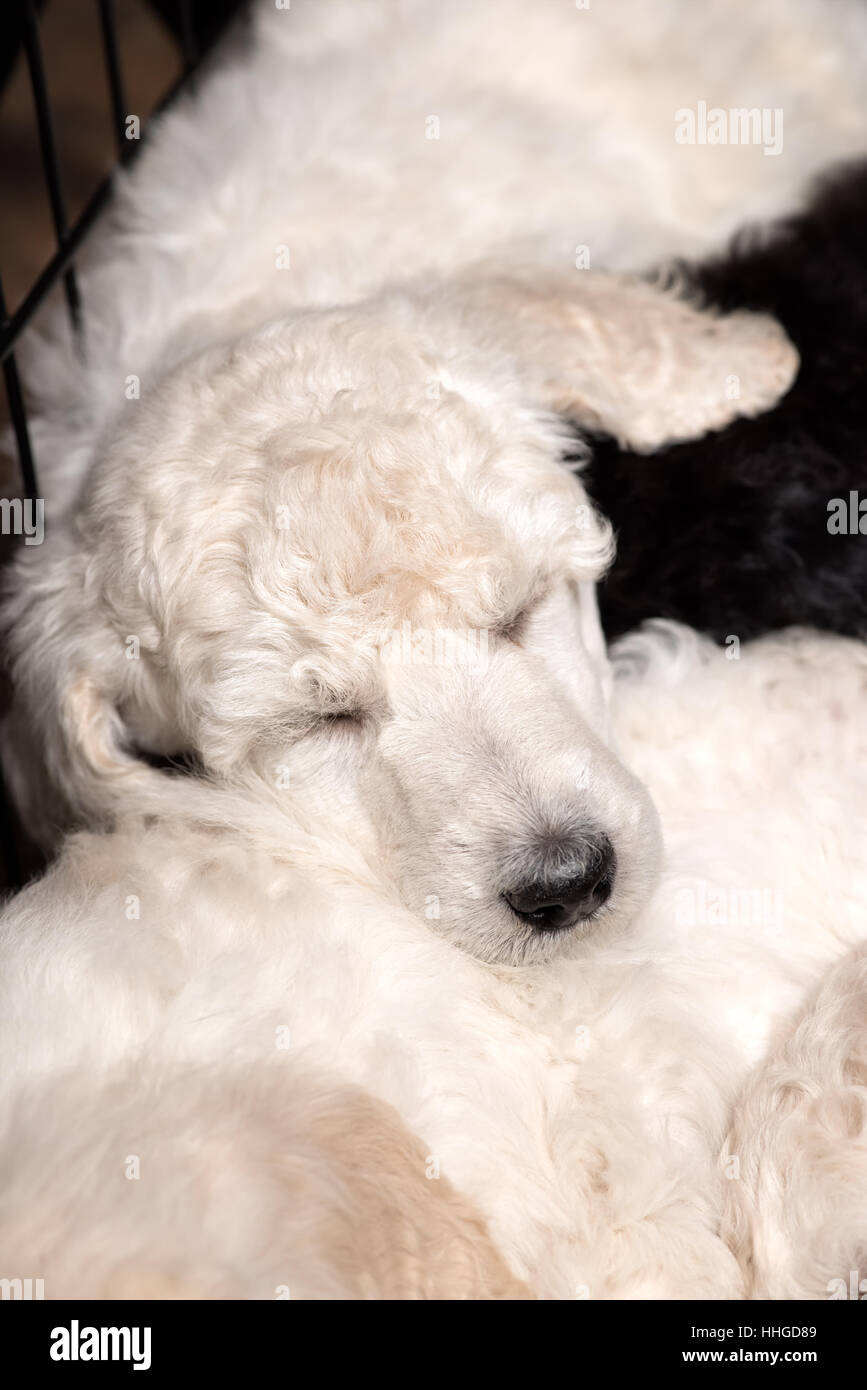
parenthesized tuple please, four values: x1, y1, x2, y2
(1, 627, 866, 1298)
(2, 0, 867, 1298)
(723, 943, 867, 1300)
(0, 1063, 529, 1299)
(3, 276, 798, 964)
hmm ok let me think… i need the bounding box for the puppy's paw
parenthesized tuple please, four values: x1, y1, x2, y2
(441, 269, 797, 454)
(622, 306, 799, 453)
(701, 308, 799, 423)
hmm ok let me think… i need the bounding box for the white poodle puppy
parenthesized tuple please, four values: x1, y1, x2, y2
(1, 626, 865, 1298)
(2, 0, 867, 1298)
(4, 274, 796, 964)
(17, 0, 867, 516)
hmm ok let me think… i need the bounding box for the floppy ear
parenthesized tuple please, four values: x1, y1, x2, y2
(448, 270, 798, 452)
(1, 539, 170, 851)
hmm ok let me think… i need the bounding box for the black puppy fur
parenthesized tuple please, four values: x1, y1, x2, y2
(580, 162, 867, 644)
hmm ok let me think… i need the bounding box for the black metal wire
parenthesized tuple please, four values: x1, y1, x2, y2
(0, 176, 113, 374)
(97, 0, 130, 162)
(0, 1, 249, 890)
(1, 4, 251, 379)
(0, 753, 23, 894)
(178, 0, 199, 72)
(0, 275, 38, 502)
(19, 0, 83, 339)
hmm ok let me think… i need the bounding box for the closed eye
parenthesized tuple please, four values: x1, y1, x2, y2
(498, 586, 552, 644)
(499, 609, 532, 643)
(320, 709, 366, 726)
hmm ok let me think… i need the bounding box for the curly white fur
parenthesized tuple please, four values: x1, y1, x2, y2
(1, 626, 866, 1297)
(2, 0, 867, 1298)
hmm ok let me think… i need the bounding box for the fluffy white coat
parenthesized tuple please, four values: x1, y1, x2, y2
(2, 0, 867, 1298)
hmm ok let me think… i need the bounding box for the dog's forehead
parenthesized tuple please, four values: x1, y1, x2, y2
(90, 323, 604, 644)
(258, 414, 593, 620)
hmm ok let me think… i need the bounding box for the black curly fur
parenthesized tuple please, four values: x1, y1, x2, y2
(579, 161, 867, 644)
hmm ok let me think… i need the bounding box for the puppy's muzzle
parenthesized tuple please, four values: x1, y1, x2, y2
(502, 833, 615, 932)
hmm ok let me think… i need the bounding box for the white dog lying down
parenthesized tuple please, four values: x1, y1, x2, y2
(13, 0, 867, 518)
(6, 0, 863, 895)
(4, 270, 797, 967)
(2, 0, 867, 1298)
(1, 624, 865, 1299)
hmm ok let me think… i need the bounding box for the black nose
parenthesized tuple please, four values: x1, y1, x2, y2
(502, 834, 615, 931)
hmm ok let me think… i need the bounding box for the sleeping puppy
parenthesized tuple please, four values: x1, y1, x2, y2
(584, 162, 867, 643)
(1, 619, 865, 1300)
(4, 0, 861, 900)
(0, 271, 796, 967)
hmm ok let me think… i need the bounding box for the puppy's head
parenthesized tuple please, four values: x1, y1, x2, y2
(4, 274, 796, 964)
